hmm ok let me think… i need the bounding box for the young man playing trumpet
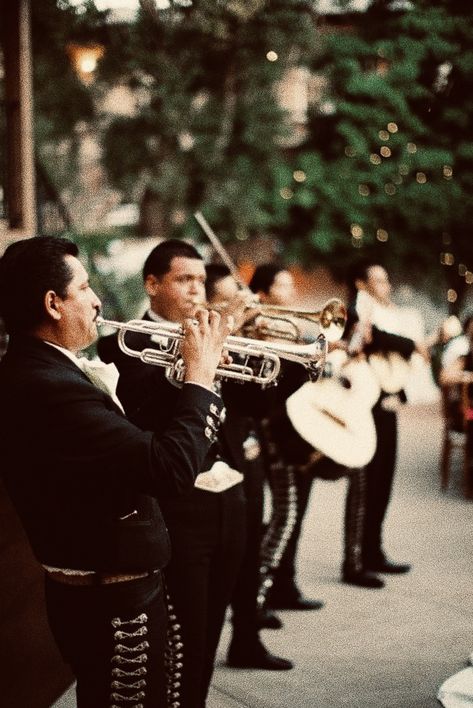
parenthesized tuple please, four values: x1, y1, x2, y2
(205, 263, 293, 670)
(0, 236, 230, 708)
(98, 240, 249, 708)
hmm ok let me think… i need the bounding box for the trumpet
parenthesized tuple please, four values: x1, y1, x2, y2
(96, 316, 327, 385)
(244, 298, 347, 344)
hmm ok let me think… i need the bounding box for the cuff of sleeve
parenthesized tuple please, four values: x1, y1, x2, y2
(179, 383, 225, 443)
(184, 380, 218, 395)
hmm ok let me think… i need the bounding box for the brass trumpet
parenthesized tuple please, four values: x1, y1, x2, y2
(244, 298, 347, 344)
(96, 316, 327, 385)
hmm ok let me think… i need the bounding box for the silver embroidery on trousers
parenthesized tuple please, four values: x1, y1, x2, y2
(110, 612, 149, 707)
(164, 589, 183, 708)
(114, 641, 150, 654)
(257, 418, 298, 610)
(111, 679, 146, 689)
(112, 667, 147, 677)
(111, 613, 148, 628)
(114, 626, 148, 640)
(112, 654, 148, 665)
(110, 691, 145, 702)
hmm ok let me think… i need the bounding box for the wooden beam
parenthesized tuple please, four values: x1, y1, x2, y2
(1, 0, 36, 251)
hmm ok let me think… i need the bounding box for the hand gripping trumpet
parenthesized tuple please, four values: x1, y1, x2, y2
(96, 316, 327, 386)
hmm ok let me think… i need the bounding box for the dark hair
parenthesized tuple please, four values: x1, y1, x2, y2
(249, 264, 284, 295)
(346, 259, 381, 296)
(0, 236, 78, 334)
(462, 313, 473, 333)
(205, 264, 231, 300)
(143, 239, 202, 280)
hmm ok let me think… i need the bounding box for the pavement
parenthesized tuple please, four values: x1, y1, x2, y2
(53, 401, 473, 708)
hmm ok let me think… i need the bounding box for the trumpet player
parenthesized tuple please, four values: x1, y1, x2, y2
(205, 264, 293, 670)
(98, 240, 249, 708)
(0, 236, 231, 708)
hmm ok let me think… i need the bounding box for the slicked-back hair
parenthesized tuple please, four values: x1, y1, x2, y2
(143, 239, 202, 281)
(0, 236, 78, 335)
(205, 264, 231, 300)
(249, 264, 284, 295)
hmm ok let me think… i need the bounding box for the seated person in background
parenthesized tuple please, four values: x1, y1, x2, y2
(439, 314, 473, 491)
(429, 315, 466, 386)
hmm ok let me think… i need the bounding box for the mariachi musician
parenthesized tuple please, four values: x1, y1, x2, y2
(205, 263, 294, 669)
(98, 240, 247, 708)
(345, 260, 430, 578)
(248, 264, 328, 615)
(98, 241, 326, 704)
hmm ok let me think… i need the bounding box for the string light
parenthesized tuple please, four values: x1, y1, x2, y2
(378, 130, 390, 141)
(416, 172, 427, 184)
(358, 184, 370, 196)
(384, 183, 396, 195)
(393, 174, 403, 185)
(266, 51, 278, 62)
(345, 146, 356, 157)
(350, 224, 363, 238)
(458, 264, 467, 276)
(279, 187, 293, 199)
(236, 228, 248, 241)
(406, 142, 417, 154)
(440, 252, 455, 266)
(447, 289, 457, 303)
(399, 164, 409, 175)
(376, 228, 389, 242)
(443, 165, 453, 179)
(466, 271, 473, 285)
(370, 153, 382, 165)
(293, 170, 306, 183)
(380, 146, 391, 158)
(387, 122, 398, 133)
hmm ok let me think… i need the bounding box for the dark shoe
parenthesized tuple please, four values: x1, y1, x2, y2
(342, 570, 385, 589)
(268, 595, 324, 611)
(227, 642, 293, 670)
(365, 558, 411, 574)
(257, 608, 283, 630)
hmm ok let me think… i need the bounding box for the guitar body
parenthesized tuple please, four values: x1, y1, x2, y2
(285, 352, 380, 468)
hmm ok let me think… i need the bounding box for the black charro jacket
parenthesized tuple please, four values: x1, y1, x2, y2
(0, 335, 223, 572)
(97, 315, 247, 527)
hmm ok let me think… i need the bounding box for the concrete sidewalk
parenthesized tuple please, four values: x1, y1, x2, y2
(53, 402, 473, 708)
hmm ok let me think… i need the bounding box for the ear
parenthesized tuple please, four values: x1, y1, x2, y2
(44, 290, 62, 321)
(355, 278, 366, 292)
(144, 274, 160, 297)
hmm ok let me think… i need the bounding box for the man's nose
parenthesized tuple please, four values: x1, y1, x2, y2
(92, 291, 102, 310)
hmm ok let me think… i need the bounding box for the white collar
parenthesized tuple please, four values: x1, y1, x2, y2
(146, 308, 168, 323)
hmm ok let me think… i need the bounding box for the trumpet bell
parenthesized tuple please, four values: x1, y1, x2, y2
(255, 298, 347, 343)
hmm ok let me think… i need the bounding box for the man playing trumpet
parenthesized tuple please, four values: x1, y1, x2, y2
(0, 236, 231, 708)
(98, 240, 250, 708)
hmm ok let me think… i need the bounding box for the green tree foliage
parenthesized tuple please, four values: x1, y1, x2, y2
(281, 0, 473, 305)
(99, 0, 317, 241)
(31, 0, 99, 196)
